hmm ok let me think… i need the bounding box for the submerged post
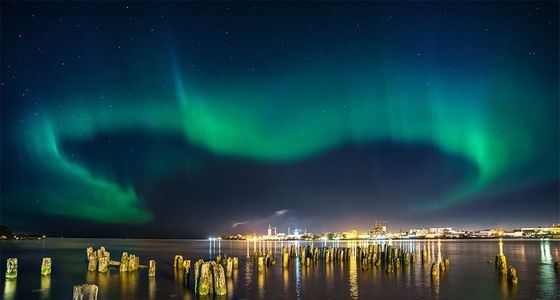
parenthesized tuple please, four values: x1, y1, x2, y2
(41, 257, 52, 275)
(233, 257, 239, 269)
(6, 258, 17, 278)
(73, 284, 98, 300)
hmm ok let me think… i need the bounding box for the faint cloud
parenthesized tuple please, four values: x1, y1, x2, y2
(275, 209, 289, 216)
(232, 221, 248, 228)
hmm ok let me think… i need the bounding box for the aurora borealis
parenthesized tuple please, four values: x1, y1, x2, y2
(1, 2, 558, 237)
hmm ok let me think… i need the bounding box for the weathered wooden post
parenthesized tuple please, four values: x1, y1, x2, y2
(444, 257, 450, 267)
(226, 257, 233, 277)
(283, 249, 289, 267)
(430, 261, 439, 277)
(148, 260, 156, 277)
(5, 258, 17, 278)
(197, 262, 211, 295)
(98, 256, 108, 273)
(120, 253, 128, 272)
(183, 260, 191, 275)
(128, 255, 139, 271)
(555, 262, 559, 271)
(507, 266, 518, 285)
(73, 284, 98, 300)
(41, 257, 52, 275)
(233, 257, 239, 269)
(174, 255, 184, 269)
(495, 238, 508, 274)
(86, 247, 94, 260)
(88, 255, 97, 271)
(194, 259, 203, 293)
(213, 263, 227, 295)
(258, 257, 264, 272)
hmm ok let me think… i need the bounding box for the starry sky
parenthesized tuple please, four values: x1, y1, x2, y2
(1, 2, 558, 238)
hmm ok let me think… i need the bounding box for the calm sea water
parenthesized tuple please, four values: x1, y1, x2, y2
(0, 239, 558, 299)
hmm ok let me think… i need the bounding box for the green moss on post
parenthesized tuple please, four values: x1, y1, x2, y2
(41, 258, 51, 275)
(6, 258, 17, 278)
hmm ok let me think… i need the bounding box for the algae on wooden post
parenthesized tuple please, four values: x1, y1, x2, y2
(148, 260, 156, 277)
(41, 257, 52, 275)
(88, 255, 97, 271)
(73, 284, 98, 300)
(5, 258, 17, 278)
(98, 256, 108, 273)
(198, 262, 212, 295)
(213, 263, 227, 295)
(120, 253, 129, 272)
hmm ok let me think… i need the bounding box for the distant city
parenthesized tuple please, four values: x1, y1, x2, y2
(221, 222, 560, 241)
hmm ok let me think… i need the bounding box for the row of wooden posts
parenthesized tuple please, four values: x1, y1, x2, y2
(5, 240, 560, 299)
(255, 242, 449, 278)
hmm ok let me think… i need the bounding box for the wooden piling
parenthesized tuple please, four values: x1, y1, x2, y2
(41, 258, 51, 275)
(174, 255, 184, 269)
(73, 284, 98, 300)
(148, 260, 156, 277)
(213, 263, 227, 295)
(5, 258, 17, 278)
(507, 266, 518, 285)
(98, 257, 108, 273)
(258, 257, 264, 272)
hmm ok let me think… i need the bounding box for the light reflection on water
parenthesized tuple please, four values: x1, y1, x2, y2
(0, 239, 559, 299)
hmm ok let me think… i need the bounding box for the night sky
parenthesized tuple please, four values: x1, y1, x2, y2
(1, 2, 558, 238)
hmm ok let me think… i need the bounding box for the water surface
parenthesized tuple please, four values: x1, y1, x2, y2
(0, 239, 558, 299)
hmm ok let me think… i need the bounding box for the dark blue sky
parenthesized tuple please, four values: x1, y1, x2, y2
(1, 1, 558, 237)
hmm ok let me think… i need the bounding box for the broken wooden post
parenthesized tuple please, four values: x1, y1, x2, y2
(183, 260, 191, 275)
(73, 284, 98, 300)
(282, 251, 289, 267)
(194, 259, 203, 293)
(87, 255, 97, 271)
(444, 257, 450, 267)
(120, 253, 128, 272)
(41, 257, 52, 275)
(213, 263, 227, 295)
(507, 266, 518, 285)
(98, 256, 108, 273)
(86, 247, 94, 260)
(430, 261, 439, 277)
(422, 249, 428, 264)
(198, 262, 212, 295)
(226, 257, 233, 277)
(5, 258, 17, 278)
(495, 238, 507, 274)
(233, 257, 239, 269)
(148, 260, 156, 277)
(258, 257, 264, 272)
(174, 255, 184, 269)
(128, 255, 139, 271)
